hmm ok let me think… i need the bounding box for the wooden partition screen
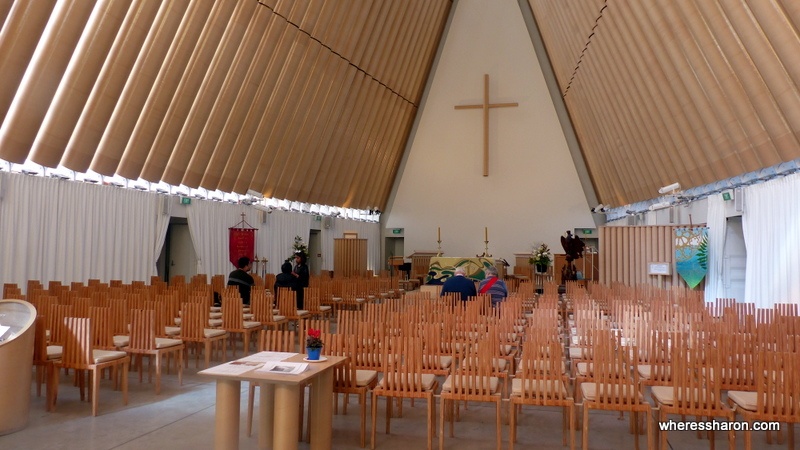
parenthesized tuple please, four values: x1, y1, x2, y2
(334, 238, 367, 277)
(599, 226, 684, 289)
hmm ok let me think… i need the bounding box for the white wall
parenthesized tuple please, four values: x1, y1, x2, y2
(385, 0, 593, 261)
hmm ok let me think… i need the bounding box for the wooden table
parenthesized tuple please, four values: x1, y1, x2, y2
(199, 353, 347, 450)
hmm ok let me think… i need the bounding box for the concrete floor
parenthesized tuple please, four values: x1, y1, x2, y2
(0, 363, 789, 450)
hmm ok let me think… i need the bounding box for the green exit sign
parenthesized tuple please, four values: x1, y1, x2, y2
(180, 197, 191, 205)
(582, 229, 593, 235)
(392, 228, 403, 234)
(722, 191, 732, 201)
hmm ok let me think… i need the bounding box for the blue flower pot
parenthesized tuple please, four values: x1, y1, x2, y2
(306, 347, 321, 360)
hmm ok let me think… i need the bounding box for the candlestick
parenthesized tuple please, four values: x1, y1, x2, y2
(438, 226, 441, 241)
(484, 227, 488, 241)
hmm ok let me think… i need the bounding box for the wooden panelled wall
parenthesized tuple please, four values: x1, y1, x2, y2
(333, 238, 367, 278)
(0, 0, 452, 210)
(599, 226, 684, 289)
(530, 0, 800, 206)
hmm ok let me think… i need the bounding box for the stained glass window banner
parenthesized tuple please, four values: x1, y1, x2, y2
(675, 227, 709, 289)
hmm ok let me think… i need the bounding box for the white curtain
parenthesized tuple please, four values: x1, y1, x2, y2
(704, 195, 726, 303)
(742, 173, 800, 307)
(153, 196, 171, 274)
(184, 199, 266, 278)
(263, 209, 312, 274)
(0, 172, 161, 290)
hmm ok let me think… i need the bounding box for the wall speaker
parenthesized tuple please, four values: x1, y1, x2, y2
(260, 210, 268, 224)
(734, 188, 743, 212)
(323, 216, 332, 229)
(161, 197, 171, 216)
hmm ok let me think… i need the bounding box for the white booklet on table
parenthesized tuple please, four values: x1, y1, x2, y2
(257, 362, 309, 375)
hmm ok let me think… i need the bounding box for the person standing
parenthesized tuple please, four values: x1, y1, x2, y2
(477, 266, 508, 307)
(292, 251, 310, 309)
(228, 256, 254, 305)
(440, 266, 477, 301)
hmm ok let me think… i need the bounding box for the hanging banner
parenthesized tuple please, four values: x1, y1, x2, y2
(674, 227, 708, 289)
(229, 227, 256, 267)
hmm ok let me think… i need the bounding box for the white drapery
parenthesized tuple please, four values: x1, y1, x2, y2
(262, 209, 312, 274)
(704, 195, 726, 303)
(184, 200, 267, 277)
(742, 173, 800, 307)
(0, 172, 161, 289)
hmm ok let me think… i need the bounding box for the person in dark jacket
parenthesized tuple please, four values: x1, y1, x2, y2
(440, 266, 477, 301)
(228, 256, 254, 305)
(274, 262, 297, 294)
(291, 251, 310, 309)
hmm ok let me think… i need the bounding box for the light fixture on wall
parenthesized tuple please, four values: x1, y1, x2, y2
(658, 182, 681, 194)
(648, 201, 672, 211)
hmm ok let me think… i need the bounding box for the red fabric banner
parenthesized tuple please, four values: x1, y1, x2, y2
(229, 228, 256, 267)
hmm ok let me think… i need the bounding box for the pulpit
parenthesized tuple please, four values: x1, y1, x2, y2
(408, 251, 438, 284)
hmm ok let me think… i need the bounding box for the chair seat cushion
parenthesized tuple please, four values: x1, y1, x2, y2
(243, 313, 254, 320)
(727, 390, 757, 412)
(243, 321, 261, 329)
(356, 370, 378, 387)
(208, 319, 223, 327)
(210, 306, 221, 312)
(155, 337, 184, 349)
(319, 306, 332, 312)
(581, 382, 644, 402)
(272, 315, 287, 322)
(209, 312, 222, 319)
(422, 355, 453, 370)
(515, 358, 566, 375)
(204, 328, 227, 338)
(296, 310, 310, 316)
(377, 373, 437, 391)
(47, 345, 63, 360)
(568, 346, 586, 359)
(113, 335, 130, 348)
(650, 386, 711, 406)
(462, 356, 508, 372)
(93, 349, 128, 364)
(576, 362, 592, 376)
(511, 378, 570, 397)
(441, 375, 500, 394)
(164, 326, 181, 336)
(637, 364, 670, 380)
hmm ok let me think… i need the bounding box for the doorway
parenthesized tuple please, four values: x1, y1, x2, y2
(385, 236, 404, 274)
(157, 218, 197, 282)
(722, 216, 746, 302)
(309, 230, 322, 276)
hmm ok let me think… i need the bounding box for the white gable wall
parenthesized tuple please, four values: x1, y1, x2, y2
(385, 0, 593, 261)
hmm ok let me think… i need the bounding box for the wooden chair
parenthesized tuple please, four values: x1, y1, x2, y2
(580, 328, 652, 450)
(220, 295, 260, 359)
(124, 309, 184, 394)
(52, 317, 130, 416)
(728, 350, 800, 450)
(250, 290, 287, 330)
(304, 287, 333, 319)
(328, 332, 379, 448)
(179, 303, 227, 368)
(510, 335, 575, 450)
(371, 335, 438, 450)
(439, 337, 503, 450)
(33, 315, 59, 411)
(276, 287, 310, 327)
(651, 331, 735, 450)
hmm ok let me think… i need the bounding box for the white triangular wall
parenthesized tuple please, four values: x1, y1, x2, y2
(385, 0, 594, 261)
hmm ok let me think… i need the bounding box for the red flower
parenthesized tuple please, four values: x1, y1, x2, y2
(306, 328, 323, 349)
(308, 328, 321, 339)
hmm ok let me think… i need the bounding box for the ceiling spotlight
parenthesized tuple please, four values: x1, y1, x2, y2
(658, 182, 681, 194)
(648, 201, 672, 211)
(591, 204, 610, 213)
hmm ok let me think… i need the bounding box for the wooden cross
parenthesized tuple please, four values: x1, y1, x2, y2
(454, 74, 518, 176)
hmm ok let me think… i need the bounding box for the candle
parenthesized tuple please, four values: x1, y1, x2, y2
(484, 227, 488, 241)
(438, 227, 441, 241)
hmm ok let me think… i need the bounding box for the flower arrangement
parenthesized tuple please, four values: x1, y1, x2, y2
(529, 243, 552, 267)
(306, 328, 324, 349)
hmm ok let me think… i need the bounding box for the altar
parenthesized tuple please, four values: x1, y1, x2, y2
(425, 257, 494, 284)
